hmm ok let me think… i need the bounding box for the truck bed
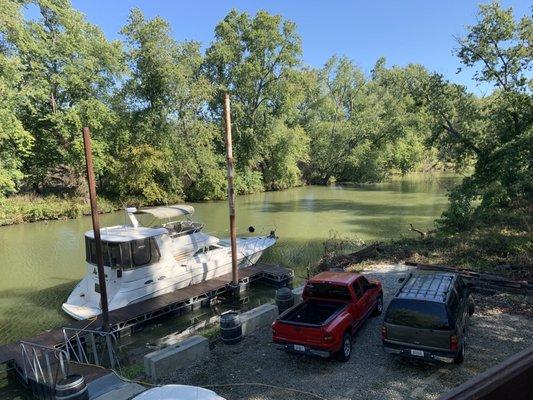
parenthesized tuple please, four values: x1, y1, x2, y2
(279, 300, 347, 326)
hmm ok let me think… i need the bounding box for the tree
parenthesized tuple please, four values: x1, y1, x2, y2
(0, 1, 34, 195)
(8, 0, 124, 194)
(205, 10, 308, 190)
(302, 56, 434, 184)
(418, 2, 532, 230)
(116, 9, 225, 203)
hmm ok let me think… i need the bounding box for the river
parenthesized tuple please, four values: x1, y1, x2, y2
(0, 174, 459, 347)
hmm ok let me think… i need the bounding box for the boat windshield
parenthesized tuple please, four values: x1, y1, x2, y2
(162, 220, 203, 237)
(85, 237, 160, 269)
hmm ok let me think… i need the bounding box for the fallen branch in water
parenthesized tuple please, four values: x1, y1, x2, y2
(409, 223, 437, 238)
(317, 242, 383, 271)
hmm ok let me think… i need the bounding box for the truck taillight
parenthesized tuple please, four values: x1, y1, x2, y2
(450, 334, 458, 351)
(381, 325, 387, 340)
(323, 332, 333, 341)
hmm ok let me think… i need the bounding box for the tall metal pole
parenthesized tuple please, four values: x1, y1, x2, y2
(82, 127, 110, 331)
(223, 94, 238, 286)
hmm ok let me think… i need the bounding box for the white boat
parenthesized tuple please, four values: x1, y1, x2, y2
(62, 205, 277, 320)
(134, 385, 225, 400)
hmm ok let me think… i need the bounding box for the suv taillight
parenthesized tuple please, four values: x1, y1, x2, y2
(450, 334, 458, 351)
(381, 325, 387, 340)
(323, 332, 333, 342)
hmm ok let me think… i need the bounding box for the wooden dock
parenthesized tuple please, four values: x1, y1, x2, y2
(0, 263, 292, 398)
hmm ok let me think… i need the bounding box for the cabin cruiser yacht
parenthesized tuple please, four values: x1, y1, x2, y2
(62, 205, 277, 320)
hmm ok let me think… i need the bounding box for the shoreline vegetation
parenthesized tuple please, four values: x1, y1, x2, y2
(0, 194, 119, 226)
(0, 171, 453, 226)
(317, 211, 532, 281)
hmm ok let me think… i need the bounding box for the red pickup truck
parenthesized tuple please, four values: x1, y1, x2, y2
(272, 271, 383, 361)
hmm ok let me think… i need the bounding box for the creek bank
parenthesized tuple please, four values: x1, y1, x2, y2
(317, 209, 532, 282)
(0, 195, 120, 226)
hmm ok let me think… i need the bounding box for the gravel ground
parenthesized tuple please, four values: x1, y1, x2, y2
(162, 264, 533, 400)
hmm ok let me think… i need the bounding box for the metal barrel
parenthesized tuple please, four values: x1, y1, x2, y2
(220, 311, 242, 345)
(55, 374, 88, 400)
(275, 287, 294, 313)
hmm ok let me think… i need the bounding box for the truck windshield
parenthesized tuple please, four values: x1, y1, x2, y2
(304, 283, 351, 301)
(385, 299, 450, 330)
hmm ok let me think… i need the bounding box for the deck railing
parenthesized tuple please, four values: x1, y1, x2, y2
(62, 327, 120, 371)
(19, 341, 69, 386)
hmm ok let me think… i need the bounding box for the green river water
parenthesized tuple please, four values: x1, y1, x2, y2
(0, 174, 459, 348)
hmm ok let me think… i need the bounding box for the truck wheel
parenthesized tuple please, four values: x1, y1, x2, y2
(454, 343, 465, 364)
(372, 295, 383, 316)
(336, 333, 352, 362)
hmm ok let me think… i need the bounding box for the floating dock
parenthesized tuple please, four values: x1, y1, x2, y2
(0, 263, 293, 399)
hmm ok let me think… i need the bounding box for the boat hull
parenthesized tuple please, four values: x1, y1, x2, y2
(62, 236, 276, 320)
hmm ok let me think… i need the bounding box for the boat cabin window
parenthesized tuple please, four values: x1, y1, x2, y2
(85, 237, 160, 268)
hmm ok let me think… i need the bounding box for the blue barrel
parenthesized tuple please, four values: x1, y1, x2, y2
(220, 312, 242, 345)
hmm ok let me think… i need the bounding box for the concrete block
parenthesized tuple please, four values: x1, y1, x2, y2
(240, 304, 278, 335)
(292, 285, 305, 305)
(144, 335, 209, 381)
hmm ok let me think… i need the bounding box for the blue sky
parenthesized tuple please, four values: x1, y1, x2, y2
(66, 1, 530, 94)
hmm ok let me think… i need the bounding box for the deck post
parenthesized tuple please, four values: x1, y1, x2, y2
(82, 127, 110, 331)
(224, 94, 239, 291)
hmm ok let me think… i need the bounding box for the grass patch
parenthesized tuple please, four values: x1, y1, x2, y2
(119, 362, 145, 380)
(197, 323, 220, 342)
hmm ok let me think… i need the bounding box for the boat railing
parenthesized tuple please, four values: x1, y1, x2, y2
(19, 340, 69, 386)
(62, 327, 120, 371)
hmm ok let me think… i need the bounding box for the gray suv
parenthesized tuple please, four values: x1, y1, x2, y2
(382, 272, 474, 364)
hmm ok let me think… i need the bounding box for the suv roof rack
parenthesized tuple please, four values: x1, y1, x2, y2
(397, 273, 455, 302)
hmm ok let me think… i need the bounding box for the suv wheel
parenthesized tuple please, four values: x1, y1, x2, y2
(454, 343, 465, 364)
(372, 295, 383, 316)
(336, 333, 352, 362)
(468, 297, 475, 316)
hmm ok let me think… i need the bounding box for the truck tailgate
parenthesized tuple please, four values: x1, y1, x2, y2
(274, 300, 347, 346)
(274, 320, 325, 346)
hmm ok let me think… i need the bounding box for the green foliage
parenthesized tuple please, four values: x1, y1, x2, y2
(205, 10, 306, 190)
(301, 56, 435, 184)
(9, 0, 124, 194)
(0, 194, 117, 225)
(0, 2, 34, 195)
(415, 2, 533, 231)
(114, 9, 226, 203)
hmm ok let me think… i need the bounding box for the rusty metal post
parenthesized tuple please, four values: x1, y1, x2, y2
(223, 94, 238, 287)
(82, 127, 110, 331)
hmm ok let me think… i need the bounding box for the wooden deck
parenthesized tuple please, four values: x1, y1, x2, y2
(0, 263, 292, 376)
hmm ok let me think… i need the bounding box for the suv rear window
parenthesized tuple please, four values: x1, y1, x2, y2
(385, 299, 451, 330)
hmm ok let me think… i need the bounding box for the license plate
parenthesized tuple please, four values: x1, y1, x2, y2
(411, 349, 424, 357)
(294, 345, 305, 352)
